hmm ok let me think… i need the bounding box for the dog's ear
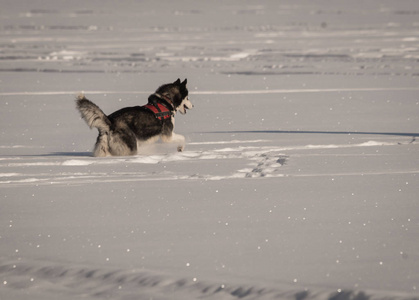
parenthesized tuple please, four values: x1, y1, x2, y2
(181, 79, 187, 86)
(174, 78, 181, 85)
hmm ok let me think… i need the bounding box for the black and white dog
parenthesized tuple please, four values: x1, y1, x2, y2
(76, 79, 193, 157)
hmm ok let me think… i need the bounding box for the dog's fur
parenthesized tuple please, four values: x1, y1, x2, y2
(76, 79, 192, 157)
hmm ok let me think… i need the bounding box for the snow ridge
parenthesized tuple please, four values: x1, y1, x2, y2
(1, 140, 415, 186)
(0, 259, 413, 300)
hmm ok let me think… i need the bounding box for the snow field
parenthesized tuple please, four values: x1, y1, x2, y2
(1, 0, 419, 299)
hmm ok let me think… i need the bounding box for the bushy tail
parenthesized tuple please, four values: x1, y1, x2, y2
(75, 94, 111, 135)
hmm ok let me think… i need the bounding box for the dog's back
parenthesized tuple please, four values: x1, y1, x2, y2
(76, 95, 160, 157)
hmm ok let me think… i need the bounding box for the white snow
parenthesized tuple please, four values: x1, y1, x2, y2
(1, 0, 419, 299)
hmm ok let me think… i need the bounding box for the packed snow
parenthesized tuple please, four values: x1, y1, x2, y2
(1, 0, 419, 299)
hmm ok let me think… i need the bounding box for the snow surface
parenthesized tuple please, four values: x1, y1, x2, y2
(1, 0, 419, 299)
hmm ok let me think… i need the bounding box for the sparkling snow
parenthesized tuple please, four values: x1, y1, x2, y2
(1, 1, 419, 299)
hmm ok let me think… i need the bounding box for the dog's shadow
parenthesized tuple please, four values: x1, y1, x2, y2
(207, 130, 419, 138)
(38, 152, 93, 157)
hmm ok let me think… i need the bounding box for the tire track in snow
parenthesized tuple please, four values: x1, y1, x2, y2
(2, 87, 419, 96)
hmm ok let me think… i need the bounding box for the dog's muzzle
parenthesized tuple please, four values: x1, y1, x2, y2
(180, 98, 193, 114)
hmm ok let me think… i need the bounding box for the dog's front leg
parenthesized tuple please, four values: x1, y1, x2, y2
(161, 132, 185, 152)
(174, 133, 186, 152)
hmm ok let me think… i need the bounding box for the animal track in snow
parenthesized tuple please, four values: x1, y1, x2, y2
(237, 152, 288, 178)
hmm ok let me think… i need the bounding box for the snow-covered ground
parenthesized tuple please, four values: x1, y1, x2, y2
(1, 1, 419, 299)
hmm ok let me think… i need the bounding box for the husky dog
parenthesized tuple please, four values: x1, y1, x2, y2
(76, 79, 192, 157)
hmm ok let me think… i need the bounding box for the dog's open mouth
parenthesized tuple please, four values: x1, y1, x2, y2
(179, 100, 193, 115)
(180, 104, 191, 114)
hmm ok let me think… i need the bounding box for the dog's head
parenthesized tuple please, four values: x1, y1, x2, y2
(156, 78, 193, 114)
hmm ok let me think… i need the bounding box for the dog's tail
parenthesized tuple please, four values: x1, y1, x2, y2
(76, 94, 112, 157)
(75, 94, 111, 135)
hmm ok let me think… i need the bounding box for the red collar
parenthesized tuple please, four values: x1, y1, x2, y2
(154, 93, 174, 109)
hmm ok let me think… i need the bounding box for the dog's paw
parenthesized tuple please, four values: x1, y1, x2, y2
(177, 145, 184, 152)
